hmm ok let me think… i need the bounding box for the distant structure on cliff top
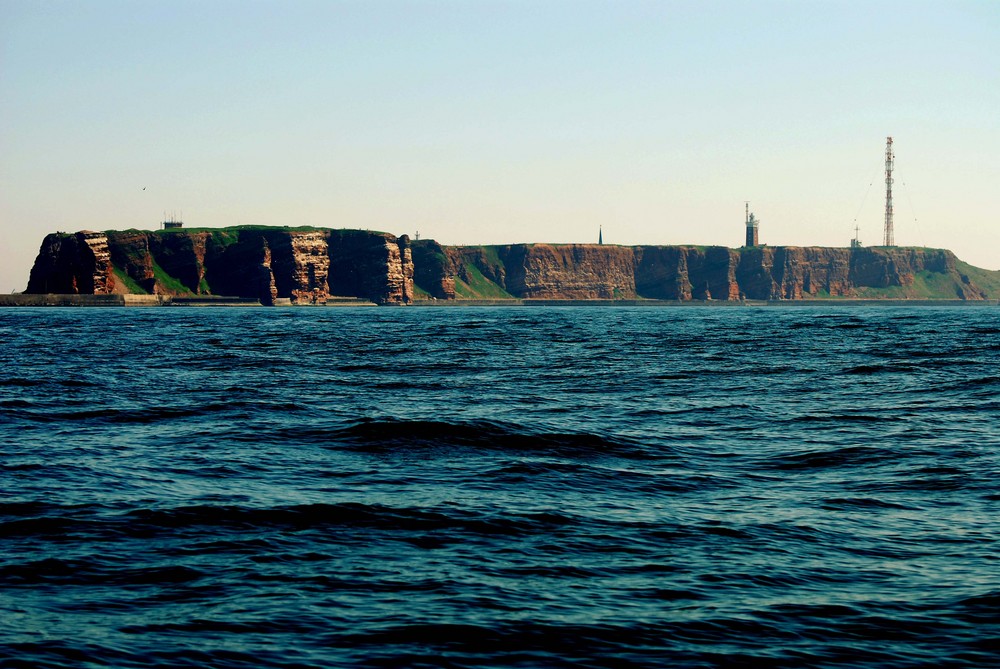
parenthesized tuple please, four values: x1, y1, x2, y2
(744, 202, 759, 247)
(851, 225, 863, 249)
(598, 226, 603, 245)
(161, 211, 183, 230)
(884, 136, 895, 247)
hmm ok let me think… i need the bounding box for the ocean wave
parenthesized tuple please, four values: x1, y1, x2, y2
(0, 558, 205, 587)
(0, 501, 587, 547)
(3, 307, 999, 669)
(11, 401, 310, 425)
(117, 502, 580, 537)
(312, 418, 654, 460)
(762, 445, 901, 471)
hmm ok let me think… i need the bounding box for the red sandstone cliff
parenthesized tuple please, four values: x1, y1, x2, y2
(26, 228, 414, 305)
(25, 228, 995, 304)
(410, 241, 996, 302)
(26, 231, 115, 295)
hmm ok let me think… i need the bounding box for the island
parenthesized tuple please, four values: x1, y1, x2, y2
(12, 226, 1000, 306)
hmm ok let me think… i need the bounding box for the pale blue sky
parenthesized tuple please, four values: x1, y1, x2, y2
(2, 0, 998, 291)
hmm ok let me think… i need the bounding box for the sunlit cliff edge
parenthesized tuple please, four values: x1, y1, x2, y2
(20, 227, 1000, 304)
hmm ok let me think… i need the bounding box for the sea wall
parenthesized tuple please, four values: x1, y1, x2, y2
(25, 228, 414, 305)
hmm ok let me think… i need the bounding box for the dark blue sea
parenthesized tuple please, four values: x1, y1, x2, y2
(2, 306, 999, 668)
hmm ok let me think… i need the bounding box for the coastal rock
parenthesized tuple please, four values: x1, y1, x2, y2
(147, 232, 211, 294)
(24, 227, 995, 303)
(411, 240, 457, 299)
(26, 231, 115, 294)
(26, 227, 415, 304)
(634, 246, 691, 300)
(287, 231, 330, 304)
(500, 244, 637, 299)
(410, 243, 994, 302)
(328, 230, 414, 304)
(681, 246, 741, 301)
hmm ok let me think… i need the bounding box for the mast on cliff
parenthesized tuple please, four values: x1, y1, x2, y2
(884, 136, 894, 246)
(744, 202, 759, 247)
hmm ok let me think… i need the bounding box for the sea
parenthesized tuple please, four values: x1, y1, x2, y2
(1, 305, 998, 669)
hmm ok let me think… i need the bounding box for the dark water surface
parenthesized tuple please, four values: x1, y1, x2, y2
(2, 306, 998, 668)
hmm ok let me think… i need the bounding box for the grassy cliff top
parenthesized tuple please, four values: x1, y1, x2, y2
(132, 225, 390, 236)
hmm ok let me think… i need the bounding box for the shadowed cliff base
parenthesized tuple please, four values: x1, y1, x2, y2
(21, 227, 1000, 305)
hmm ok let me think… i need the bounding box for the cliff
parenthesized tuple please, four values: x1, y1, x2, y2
(24, 228, 999, 303)
(410, 242, 999, 302)
(25, 228, 414, 305)
(25, 231, 115, 295)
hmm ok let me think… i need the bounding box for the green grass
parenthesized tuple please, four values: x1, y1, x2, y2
(852, 285, 907, 299)
(914, 270, 966, 298)
(138, 225, 393, 236)
(150, 258, 194, 296)
(853, 271, 962, 299)
(453, 262, 514, 299)
(205, 229, 241, 246)
(452, 277, 475, 299)
(151, 225, 324, 234)
(956, 260, 1000, 298)
(477, 245, 506, 267)
(112, 267, 147, 294)
(411, 283, 432, 299)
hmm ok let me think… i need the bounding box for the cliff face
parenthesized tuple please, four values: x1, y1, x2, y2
(421, 244, 745, 301)
(411, 240, 457, 299)
(411, 242, 996, 301)
(26, 231, 114, 295)
(744, 246, 987, 300)
(328, 230, 413, 304)
(26, 228, 995, 303)
(26, 228, 414, 304)
(499, 244, 636, 299)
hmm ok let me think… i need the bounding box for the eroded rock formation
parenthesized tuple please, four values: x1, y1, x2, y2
(25, 227, 995, 303)
(26, 228, 414, 304)
(26, 231, 114, 294)
(411, 241, 994, 302)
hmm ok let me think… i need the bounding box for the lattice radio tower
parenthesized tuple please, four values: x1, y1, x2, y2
(883, 136, 894, 246)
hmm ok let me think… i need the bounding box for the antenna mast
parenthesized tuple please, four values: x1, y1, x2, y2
(884, 136, 894, 246)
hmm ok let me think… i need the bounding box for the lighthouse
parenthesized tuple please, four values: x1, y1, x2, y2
(744, 202, 759, 247)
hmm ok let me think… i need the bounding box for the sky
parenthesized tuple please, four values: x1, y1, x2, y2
(2, 0, 998, 292)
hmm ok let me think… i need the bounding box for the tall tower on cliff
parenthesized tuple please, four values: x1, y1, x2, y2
(884, 136, 895, 246)
(744, 202, 759, 247)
